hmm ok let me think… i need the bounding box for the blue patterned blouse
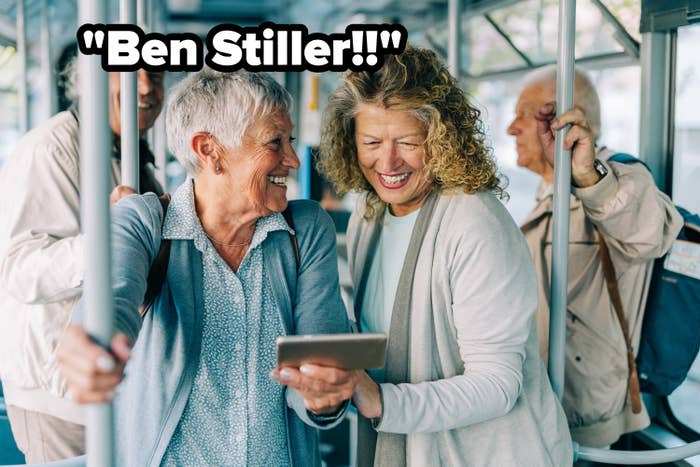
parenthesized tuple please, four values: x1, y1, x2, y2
(161, 180, 292, 466)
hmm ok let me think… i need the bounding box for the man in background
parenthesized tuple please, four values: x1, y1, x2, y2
(0, 61, 164, 463)
(508, 66, 682, 448)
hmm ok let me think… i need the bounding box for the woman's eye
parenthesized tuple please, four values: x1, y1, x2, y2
(268, 138, 282, 148)
(364, 141, 379, 146)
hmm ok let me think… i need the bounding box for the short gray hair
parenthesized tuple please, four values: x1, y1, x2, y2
(166, 68, 292, 176)
(523, 65, 601, 140)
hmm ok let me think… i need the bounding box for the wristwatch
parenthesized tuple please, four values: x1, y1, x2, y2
(593, 159, 608, 180)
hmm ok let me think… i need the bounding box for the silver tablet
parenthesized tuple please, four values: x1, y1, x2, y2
(276, 333, 387, 370)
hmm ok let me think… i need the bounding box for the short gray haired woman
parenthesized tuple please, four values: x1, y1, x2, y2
(58, 68, 356, 466)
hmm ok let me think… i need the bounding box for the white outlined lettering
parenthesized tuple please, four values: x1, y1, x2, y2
(77, 22, 407, 72)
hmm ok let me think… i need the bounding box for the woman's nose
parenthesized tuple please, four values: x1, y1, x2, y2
(282, 145, 301, 170)
(376, 143, 402, 172)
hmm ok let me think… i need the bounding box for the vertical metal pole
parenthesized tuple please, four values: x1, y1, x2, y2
(347, 409, 358, 467)
(299, 145, 312, 199)
(154, 93, 167, 189)
(138, 0, 154, 152)
(148, 0, 157, 31)
(151, 0, 167, 188)
(78, 0, 115, 464)
(547, 0, 576, 399)
(120, 0, 139, 191)
(137, 0, 148, 29)
(448, 0, 461, 77)
(639, 31, 676, 193)
(16, 0, 28, 133)
(40, 0, 55, 118)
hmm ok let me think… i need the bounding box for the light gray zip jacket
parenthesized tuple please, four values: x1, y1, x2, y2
(348, 190, 573, 466)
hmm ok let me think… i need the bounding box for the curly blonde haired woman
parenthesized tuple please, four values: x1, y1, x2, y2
(317, 46, 573, 466)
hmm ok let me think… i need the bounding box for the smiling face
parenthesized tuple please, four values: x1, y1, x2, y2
(108, 70, 164, 136)
(222, 111, 300, 215)
(355, 103, 432, 217)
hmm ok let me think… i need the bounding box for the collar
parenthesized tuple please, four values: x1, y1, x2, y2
(162, 179, 294, 253)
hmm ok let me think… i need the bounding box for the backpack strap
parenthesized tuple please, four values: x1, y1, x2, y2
(596, 232, 643, 414)
(141, 195, 172, 317)
(607, 153, 651, 172)
(281, 206, 300, 270)
(141, 201, 297, 319)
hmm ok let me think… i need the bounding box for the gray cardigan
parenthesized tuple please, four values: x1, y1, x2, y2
(75, 191, 350, 466)
(348, 190, 573, 466)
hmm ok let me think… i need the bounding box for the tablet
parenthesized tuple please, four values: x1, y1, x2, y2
(276, 333, 387, 370)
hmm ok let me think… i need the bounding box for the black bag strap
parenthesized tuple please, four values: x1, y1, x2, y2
(281, 206, 300, 269)
(141, 195, 171, 317)
(141, 201, 298, 318)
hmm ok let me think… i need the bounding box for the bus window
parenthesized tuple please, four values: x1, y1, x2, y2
(671, 26, 700, 215)
(0, 45, 19, 168)
(668, 24, 700, 436)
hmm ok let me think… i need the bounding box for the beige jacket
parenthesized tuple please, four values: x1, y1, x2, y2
(349, 191, 572, 466)
(0, 111, 161, 424)
(520, 149, 683, 447)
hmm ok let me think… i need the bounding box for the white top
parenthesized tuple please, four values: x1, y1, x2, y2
(360, 207, 420, 335)
(360, 207, 420, 382)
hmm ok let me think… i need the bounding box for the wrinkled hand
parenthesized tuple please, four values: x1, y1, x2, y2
(271, 364, 359, 416)
(110, 185, 137, 205)
(351, 370, 382, 419)
(536, 102, 600, 187)
(57, 325, 132, 404)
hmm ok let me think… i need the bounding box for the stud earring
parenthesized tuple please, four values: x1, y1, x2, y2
(215, 163, 222, 174)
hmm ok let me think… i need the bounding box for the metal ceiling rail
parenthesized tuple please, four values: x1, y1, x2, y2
(590, 0, 641, 58)
(461, 0, 521, 19)
(575, 440, 700, 463)
(460, 51, 639, 83)
(454, 0, 640, 81)
(483, 12, 533, 67)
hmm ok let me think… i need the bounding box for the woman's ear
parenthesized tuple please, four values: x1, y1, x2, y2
(191, 132, 218, 171)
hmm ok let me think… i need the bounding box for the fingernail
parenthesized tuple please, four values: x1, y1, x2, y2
(280, 369, 292, 379)
(300, 365, 312, 375)
(96, 355, 115, 372)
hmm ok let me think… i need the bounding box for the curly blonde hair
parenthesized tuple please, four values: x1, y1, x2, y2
(317, 45, 505, 219)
